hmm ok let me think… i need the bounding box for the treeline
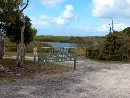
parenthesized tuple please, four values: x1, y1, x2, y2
(34, 36, 103, 44)
(86, 27, 130, 61)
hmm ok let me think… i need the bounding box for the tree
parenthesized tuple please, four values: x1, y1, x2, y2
(0, 0, 31, 66)
(0, 0, 20, 23)
(16, 0, 29, 67)
(0, 0, 14, 60)
(0, 0, 22, 60)
(4, 15, 37, 45)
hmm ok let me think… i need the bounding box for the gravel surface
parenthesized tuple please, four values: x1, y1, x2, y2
(0, 59, 130, 98)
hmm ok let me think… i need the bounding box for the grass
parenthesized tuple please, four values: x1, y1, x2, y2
(4, 52, 17, 57)
(34, 35, 104, 44)
(4, 52, 34, 57)
(5, 38, 52, 53)
(0, 58, 73, 82)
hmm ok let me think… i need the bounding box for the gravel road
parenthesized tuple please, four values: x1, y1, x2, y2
(0, 59, 130, 98)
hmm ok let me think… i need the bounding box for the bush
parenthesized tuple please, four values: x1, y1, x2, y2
(86, 32, 129, 61)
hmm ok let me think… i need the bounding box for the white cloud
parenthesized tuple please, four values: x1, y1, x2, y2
(97, 23, 127, 33)
(54, 17, 65, 25)
(83, 23, 128, 36)
(31, 5, 77, 27)
(97, 24, 109, 32)
(40, 0, 64, 7)
(31, 15, 52, 28)
(114, 23, 127, 31)
(65, 5, 73, 11)
(99, 23, 127, 36)
(92, 0, 130, 18)
(54, 5, 77, 25)
(62, 5, 74, 19)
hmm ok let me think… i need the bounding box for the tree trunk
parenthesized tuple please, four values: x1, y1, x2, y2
(16, 23, 25, 67)
(0, 34, 4, 60)
(16, 42, 25, 67)
(15, 0, 29, 67)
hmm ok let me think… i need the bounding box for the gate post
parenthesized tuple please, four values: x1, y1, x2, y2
(33, 47, 37, 64)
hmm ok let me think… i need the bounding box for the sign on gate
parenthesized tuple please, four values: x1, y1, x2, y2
(37, 47, 78, 70)
(38, 53, 77, 63)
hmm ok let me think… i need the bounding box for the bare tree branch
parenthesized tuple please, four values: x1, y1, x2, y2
(20, 0, 29, 12)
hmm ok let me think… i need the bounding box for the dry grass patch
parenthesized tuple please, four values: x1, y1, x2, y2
(0, 58, 73, 82)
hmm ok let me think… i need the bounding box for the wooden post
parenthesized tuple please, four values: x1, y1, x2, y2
(33, 47, 37, 64)
(74, 60, 76, 70)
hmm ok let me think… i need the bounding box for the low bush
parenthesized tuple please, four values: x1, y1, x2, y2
(86, 32, 129, 61)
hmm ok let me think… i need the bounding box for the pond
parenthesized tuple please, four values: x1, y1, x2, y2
(44, 42, 78, 48)
(43, 42, 78, 53)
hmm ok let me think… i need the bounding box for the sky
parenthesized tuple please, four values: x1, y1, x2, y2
(24, 0, 130, 36)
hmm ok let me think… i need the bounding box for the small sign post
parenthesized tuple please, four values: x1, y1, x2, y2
(74, 60, 76, 70)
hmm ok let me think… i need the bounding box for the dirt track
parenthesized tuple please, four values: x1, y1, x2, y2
(0, 59, 130, 98)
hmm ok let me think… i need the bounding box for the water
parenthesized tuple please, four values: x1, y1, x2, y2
(44, 42, 78, 48)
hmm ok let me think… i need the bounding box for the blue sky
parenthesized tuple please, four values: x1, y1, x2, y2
(24, 0, 130, 36)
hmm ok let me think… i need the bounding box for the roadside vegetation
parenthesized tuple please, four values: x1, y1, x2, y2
(86, 27, 130, 61)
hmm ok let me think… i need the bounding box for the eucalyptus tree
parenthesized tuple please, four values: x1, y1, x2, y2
(15, 0, 29, 67)
(0, 0, 30, 66)
(5, 16, 37, 45)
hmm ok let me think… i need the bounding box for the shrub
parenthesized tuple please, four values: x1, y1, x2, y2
(86, 32, 129, 61)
